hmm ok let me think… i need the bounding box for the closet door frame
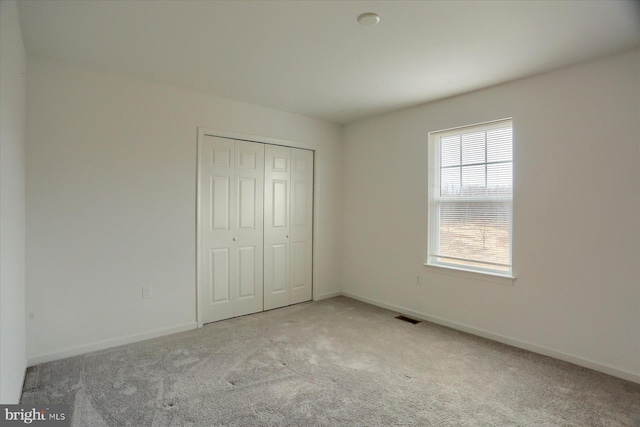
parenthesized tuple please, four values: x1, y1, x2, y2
(196, 127, 317, 327)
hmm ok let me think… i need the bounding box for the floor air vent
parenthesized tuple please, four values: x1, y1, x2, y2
(395, 315, 421, 325)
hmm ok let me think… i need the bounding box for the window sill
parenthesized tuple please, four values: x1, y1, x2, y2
(422, 263, 516, 286)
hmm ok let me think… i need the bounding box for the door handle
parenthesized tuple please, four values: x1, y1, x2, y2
(232, 237, 237, 241)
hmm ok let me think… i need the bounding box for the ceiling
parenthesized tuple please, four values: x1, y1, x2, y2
(16, 0, 640, 125)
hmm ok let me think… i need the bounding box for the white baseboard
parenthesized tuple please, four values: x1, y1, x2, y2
(313, 290, 342, 301)
(342, 291, 640, 385)
(27, 322, 198, 367)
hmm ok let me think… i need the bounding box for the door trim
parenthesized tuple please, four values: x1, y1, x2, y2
(196, 127, 317, 327)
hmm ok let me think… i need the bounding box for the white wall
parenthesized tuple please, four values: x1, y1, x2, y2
(342, 50, 640, 382)
(25, 57, 343, 364)
(0, 0, 27, 403)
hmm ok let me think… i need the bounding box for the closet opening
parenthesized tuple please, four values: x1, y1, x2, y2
(196, 129, 315, 326)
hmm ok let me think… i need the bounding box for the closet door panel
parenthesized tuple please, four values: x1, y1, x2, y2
(210, 248, 231, 303)
(233, 140, 264, 317)
(291, 241, 307, 288)
(211, 176, 231, 230)
(200, 136, 236, 323)
(264, 144, 291, 310)
(289, 148, 314, 305)
(237, 246, 256, 298)
(238, 178, 256, 229)
(270, 243, 289, 292)
(271, 181, 288, 228)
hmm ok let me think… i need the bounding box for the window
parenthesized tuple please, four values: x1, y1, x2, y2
(427, 119, 513, 277)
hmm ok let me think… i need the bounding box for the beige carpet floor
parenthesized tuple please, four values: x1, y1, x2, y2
(21, 297, 640, 426)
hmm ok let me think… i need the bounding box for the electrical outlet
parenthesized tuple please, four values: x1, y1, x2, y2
(142, 285, 152, 299)
(416, 276, 422, 286)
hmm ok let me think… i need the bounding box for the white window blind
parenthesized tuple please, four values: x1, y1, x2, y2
(427, 119, 513, 276)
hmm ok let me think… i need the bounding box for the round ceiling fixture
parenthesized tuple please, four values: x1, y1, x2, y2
(357, 12, 380, 26)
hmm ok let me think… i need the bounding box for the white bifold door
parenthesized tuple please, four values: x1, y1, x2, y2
(199, 136, 265, 323)
(198, 135, 313, 324)
(264, 145, 314, 310)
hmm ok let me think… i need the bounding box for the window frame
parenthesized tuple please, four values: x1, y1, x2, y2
(426, 118, 515, 282)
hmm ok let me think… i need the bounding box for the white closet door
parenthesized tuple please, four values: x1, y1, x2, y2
(199, 136, 264, 323)
(289, 148, 313, 304)
(264, 145, 291, 310)
(232, 140, 265, 317)
(264, 145, 313, 310)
